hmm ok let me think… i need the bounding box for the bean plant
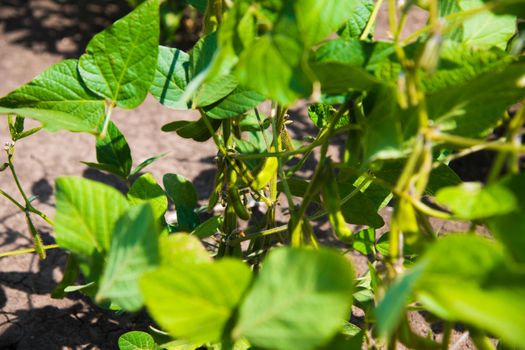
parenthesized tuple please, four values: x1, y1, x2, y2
(1, 0, 525, 349)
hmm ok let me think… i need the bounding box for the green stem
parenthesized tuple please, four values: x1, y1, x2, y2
(273, 106, 295, 212)
(291, 102, 351, 234)
(28, 206, 55, 226)
(236, 134, 327, 160)
(0, 188, 25, 210)
(254, 108, 271, 149)
(309, 178, 370, 220)
(6, 154, 54, 226)
(360, 0, 384, 40)
(401, 3, 492, 45)
(203, 113, 228, 155)
(432, 143, 492, 169)
(470, 331, 495, 350)
(487, 106, 525, 182)
(429, 131, 525, 153)
(229, 225, 288, 246)
(99, 102, 115, 139)
(8, 157, 30, 204)
(0, 244, 59, 258)
(441, 322, 452, 350)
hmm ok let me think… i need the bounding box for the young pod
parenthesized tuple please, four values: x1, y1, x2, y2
(227, 168, 251, 220)
(228, 186, 250, 221)
(251, 148, 278, 190)
(207, 157, 226, 212)
(321, 162, 353, 242)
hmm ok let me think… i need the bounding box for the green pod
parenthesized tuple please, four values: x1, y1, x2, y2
(207, 158, 226, 212)
(321, 163, 353, 242)
(227, 167, 250, 220)
(302, 219, 319, 249)
(344, 128, 362, 168)
(224, 203, 238, 233)
(228, 186, 250, 221)
(26, 213, 46, 259)
(250, 148, 278, 190)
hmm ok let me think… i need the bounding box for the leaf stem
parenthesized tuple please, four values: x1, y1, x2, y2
(99, 102, 115, 139)
(0, 244, 59, 259)
(441, 322, 452, 350)
(8, 156, 30, 205)
(360, 0, 384, 40)
(273, 106, 295, 212)
(428, 130, 525, 153)
(0, 188, 25, 211)
(289, 101, 351, 244)
(402, 4, 491, 45)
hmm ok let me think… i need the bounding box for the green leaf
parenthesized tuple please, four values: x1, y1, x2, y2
(193, 75, 239, 108)
(54, 177, 129, 280)
(320, 322, 364, 350)
(163, 174, 199, 231)
(161, 117, 221, 142)
(279, 177, 321, 203)
(0, 60, 105, 133)
(118, 331, 156, 350)
(158, 233, 211, 267)
(141, 259, 252, 344)
(235, 33, 312, 105)
(163, 174, 197, 209)
(428, 63, 525, 137)
(97, 203, 159, 311)
(444, 0, 516, 49)
(54, 177, 128, 257)
(191, 216, 222, 238)
(308, 103, 346, 129)
(362, 86, 404, 162)
(190, 32, 238, 107)
(150, 46, 191, 109)
(488, 173, 525, 264)
(422, 41, 515, 93)
(311, 61, 379, 94)
(130, 152, 169, 178)
(376, 263, 427, 337)
(78, 0, 160, 108)
(81, 162, 126, 177)
(339, 181, 385, 228)
(338, 0, 375, 39)
(425, 164, 463, 195)
(380, 234, 525, 347)
(370, 160, 461, 197)
(233, 247, 354, 350)
(95, 121, 132, 178)
(128, 173, 168, 221)
(435, 182, 517, 220)
(487, 0, 525, 17)
(294, 0, 359, 45)
(311, 38, 397, 78)
(203, 87, 265, 119)
(416, 235, 525, 348)
(352, 228, 376, 256)
(63, 282, 95, 293)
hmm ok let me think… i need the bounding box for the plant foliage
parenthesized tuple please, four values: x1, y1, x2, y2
(1, 0, 525, 348)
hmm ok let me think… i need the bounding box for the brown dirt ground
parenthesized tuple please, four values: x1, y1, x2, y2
(0, 2, 480, 349)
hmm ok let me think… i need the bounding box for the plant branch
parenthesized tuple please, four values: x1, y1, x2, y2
(360, 0, 384, 40)
(0, 244, 58, 259)
(0, 188, 24, 210)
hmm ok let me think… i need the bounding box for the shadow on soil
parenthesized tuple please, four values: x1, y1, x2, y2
(0, 246, 151, 349)
(0, 0, 131, 58)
